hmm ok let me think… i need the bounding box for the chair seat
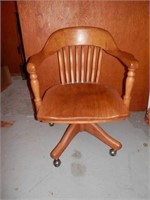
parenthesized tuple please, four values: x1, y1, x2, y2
(37, 83, 129, 123)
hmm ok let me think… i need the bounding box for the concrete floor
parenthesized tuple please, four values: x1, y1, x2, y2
(1, 77, 149, 200)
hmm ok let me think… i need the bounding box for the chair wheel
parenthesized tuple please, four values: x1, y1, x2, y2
(49, 123, 54, 127)
(109, 149, 117, 156)
(53, 159, 61, 167)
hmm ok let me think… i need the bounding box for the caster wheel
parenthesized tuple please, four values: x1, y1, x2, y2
(109, 149, 117, 156)
(49, 123, 54, 127)
(53, 159, 61, 167)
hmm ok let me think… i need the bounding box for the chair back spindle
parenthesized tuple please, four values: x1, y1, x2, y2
(58, 45, 103, 84)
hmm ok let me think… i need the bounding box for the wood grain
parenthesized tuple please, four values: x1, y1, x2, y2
(27, 27, 138, 113)
(26, 26, 139, 161)
(17, 1, 149, 110)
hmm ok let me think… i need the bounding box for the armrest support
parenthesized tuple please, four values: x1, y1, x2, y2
(27, 50, 50, 112)
(27, 51, 46, 112)
(105, 49, 139, 109)
(27, 62, 41, 112)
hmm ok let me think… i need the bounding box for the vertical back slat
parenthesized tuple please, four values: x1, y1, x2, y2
(58, 45, 103, 84)
(91, 46, 98, 82)
(96, 48, 103, 83)
(81, 46, 86, 83)
(63, 47, 70, 83)
(86, 46, 93, 82)
(75, 46, 81, 83)
(69, 46, 75, 83)
(58, 49, 66, 84)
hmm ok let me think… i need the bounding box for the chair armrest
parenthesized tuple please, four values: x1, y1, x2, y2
(105, 49, 139, 109)
(27, 51, 47, 68)
(105, 49, 138, 69)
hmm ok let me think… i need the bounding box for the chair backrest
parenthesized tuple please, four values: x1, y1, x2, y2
(42, 27, 118, 84)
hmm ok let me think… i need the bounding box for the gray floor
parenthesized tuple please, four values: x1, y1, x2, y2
(1, 77, 149, 200)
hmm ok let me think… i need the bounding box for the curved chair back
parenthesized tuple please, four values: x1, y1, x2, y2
(42, 27, 118, 84)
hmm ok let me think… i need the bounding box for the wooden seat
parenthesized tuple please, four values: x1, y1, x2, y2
(27, 26, 138, 167)
(37, 83, 129, 123)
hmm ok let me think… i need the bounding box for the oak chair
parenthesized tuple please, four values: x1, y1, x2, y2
(27, 27, 138, 167)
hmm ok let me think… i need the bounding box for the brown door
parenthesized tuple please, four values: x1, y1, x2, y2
(1, 1, 26, 78)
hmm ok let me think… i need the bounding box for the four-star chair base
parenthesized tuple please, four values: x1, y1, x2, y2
(50, 123, 122, 167)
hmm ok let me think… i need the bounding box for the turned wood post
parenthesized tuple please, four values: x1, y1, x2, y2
(123, 68, 136, 109)
(27, 63, 42, 112)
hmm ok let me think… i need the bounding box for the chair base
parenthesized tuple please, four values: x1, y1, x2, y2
(50, 123, 122, 163)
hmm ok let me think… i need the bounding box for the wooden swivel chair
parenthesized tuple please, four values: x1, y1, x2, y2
(27, 27, 138, 167)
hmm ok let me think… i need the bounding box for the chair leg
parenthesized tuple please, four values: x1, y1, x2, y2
(50, 124, 80, 160)
(50, 123, 122, 166)
(83, 123, 122, 151)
